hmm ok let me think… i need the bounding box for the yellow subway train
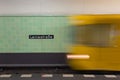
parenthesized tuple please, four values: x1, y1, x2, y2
(67, 14, 120, 71)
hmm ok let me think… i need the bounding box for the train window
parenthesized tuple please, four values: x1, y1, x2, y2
(75, 24, 114, 47)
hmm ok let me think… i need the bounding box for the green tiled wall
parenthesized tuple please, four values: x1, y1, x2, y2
(0, 16, 71, 53)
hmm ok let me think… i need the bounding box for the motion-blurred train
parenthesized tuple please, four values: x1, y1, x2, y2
(67, 14, 120, 71)
(0, 15, 120, 71)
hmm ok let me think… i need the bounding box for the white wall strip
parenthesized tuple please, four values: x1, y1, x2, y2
(83, 74, 95, 78)
(63, 74, 74, 77)
(20, 74, 32, 78)
(41, 74, 53, 77)
(0, 74, 12, 78)
(104, 75, 117, 78)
